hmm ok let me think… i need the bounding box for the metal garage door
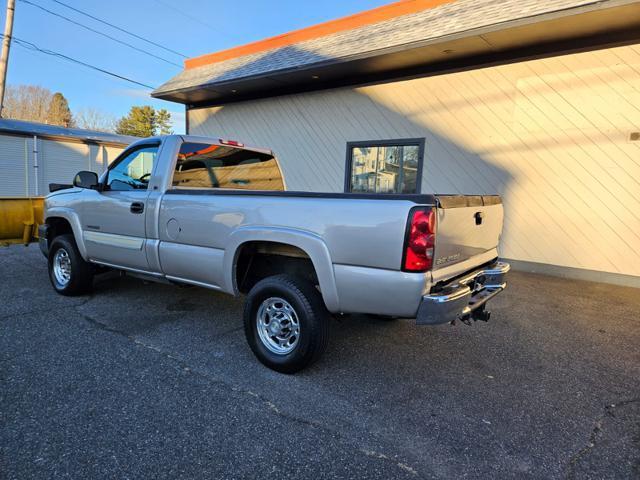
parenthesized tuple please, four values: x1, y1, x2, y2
(0, 135, 29, 196)
(40, 139, 91, 194)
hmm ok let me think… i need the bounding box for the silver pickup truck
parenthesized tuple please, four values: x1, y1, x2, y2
(40, 135, 509, 372)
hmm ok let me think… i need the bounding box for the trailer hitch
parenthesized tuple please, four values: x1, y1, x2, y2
(473, 307, 491, 322)
(453, 306, 491, 326)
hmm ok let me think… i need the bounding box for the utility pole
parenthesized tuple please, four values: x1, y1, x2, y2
(0, 0, 15, 117)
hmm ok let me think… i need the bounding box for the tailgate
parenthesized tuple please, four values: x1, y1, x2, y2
(432, 195, 503, 272)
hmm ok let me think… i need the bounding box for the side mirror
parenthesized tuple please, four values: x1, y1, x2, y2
(73, 171, 99, 189)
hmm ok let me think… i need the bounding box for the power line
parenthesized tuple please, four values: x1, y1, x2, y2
(4, 34, 157, 89)
(50, 0, 188, 58)
(151, 0, 218, 32)
(18, 0, 181, 67)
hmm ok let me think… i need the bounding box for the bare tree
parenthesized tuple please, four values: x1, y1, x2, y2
(3, 84, 53, 123)
(75, 107, 116, 132)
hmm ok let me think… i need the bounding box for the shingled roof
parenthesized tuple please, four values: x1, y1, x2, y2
(152, 0, 640, 105)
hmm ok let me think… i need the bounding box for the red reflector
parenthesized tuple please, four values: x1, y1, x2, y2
(403, 208, 436, 272)
(219, 138, 244, 147)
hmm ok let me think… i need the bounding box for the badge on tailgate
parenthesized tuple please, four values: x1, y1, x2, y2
(435, 253, 461, 266)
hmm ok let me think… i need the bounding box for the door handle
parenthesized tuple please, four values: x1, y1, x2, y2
(130, 202, 144, 214)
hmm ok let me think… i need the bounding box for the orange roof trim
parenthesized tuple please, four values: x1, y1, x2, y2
(185, 0, 455, 70)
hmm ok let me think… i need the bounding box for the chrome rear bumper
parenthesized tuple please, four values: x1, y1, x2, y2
(416, 261, 510, 325)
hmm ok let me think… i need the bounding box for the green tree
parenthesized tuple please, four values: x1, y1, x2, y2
(155, 108, 173, 135)
(115, 106, 173, 137)
(47, 92, 74, 127)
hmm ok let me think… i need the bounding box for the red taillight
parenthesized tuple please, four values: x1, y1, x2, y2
(219, 138, 244, 147)
(403, 208, 436, 272)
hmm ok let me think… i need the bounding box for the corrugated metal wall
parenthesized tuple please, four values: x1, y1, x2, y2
(0, 135, 29, 196)
(41, 140, 91, 193)
(188, 43, 640, 278)
(0, 136, 126, 197)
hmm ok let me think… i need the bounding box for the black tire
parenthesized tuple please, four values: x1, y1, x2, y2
(48, 234, 93, 296)
(243, 274, 329, 373)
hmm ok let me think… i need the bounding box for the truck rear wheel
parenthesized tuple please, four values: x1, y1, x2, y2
(48, 234, 93, 296)
(243, 274, 329, 373)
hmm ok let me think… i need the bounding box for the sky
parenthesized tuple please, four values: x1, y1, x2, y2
(2, 0, 389, 133)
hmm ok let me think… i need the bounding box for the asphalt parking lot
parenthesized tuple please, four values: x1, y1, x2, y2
(1, 245, 639, 479)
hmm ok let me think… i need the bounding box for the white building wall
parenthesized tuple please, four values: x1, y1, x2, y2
(0, 135, 29, 196)
(188, 43, 640, 278)
(103, 146, 125, 169)
(40, 140, 91, 194)
(0, 136, 127, 198)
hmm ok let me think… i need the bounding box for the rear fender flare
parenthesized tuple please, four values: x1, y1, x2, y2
(224, 226, 340, 313)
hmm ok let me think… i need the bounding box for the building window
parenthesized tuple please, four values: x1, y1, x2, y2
(345, 139, 424, 194)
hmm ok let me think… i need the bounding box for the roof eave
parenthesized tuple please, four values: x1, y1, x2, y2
(152, 0, 640, 106)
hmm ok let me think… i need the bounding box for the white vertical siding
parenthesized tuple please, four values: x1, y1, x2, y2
(188, 43, 640, 277)
(41, 140, 91, 192)
(0, 137, 127, 197)
(0, 135, 28, 196)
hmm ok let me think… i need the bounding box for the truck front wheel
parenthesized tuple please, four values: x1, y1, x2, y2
(243, 274, 329, 373)
(48, 234, 93, 296)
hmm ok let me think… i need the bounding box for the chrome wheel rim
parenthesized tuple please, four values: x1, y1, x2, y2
(256, 297, 300, 355)
(53, 248, 72, 286)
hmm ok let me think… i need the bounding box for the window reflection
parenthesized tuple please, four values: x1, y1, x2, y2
(349, 143, 421, 194)
(172, 142, 284, 191)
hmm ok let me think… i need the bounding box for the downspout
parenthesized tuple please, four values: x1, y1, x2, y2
(23, 136, 28, 196)
(32, 134, 38, 196)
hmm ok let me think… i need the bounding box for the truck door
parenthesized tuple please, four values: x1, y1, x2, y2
(81, 143, 159, 271)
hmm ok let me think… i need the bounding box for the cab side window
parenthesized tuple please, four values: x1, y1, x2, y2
(107, 145, 158, 191)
